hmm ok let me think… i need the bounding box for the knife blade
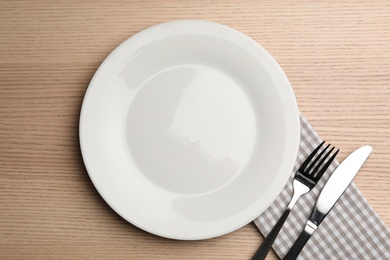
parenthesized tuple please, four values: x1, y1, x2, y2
(283, 145, 372, 260)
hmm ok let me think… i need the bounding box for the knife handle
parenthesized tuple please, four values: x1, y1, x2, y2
(283, 223, 314, 260)
(252, 209, 291, 260)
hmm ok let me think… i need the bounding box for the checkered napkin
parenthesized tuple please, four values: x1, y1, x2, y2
(254, 115, 390, 259)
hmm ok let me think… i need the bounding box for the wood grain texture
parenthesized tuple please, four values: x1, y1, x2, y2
(0, 0, 389, 259)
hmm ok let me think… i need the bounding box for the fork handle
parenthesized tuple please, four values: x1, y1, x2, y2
(252, 209, 291, 260)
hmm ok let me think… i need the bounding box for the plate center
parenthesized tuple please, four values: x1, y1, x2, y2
(126, 64, 256, 194)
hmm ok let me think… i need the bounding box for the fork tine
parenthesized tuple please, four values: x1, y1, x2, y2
(299, 141, 325, 171)
(314, 149, 339, 180)
(310, 146, 334, 176)
(305, 143, 330, 174)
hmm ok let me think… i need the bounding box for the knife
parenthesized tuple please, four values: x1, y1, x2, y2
(283, 145, 372, 260)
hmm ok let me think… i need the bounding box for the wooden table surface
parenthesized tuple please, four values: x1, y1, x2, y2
(1, 1, 389, 259)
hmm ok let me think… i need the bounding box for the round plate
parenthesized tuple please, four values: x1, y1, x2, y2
(79, 20, 300, 240)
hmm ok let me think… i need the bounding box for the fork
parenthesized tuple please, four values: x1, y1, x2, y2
(252, 141, 339, 260)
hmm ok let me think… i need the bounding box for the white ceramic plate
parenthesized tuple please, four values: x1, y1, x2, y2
(79, 20, 300, 240)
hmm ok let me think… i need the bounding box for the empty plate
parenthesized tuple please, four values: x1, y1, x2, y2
(79, 20, 300, 240)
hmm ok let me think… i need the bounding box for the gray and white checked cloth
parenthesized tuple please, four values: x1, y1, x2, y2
(254, 115, 390, 259)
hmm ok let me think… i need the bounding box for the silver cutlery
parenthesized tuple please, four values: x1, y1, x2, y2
(252, 141, 339, 260)
(283, 145, 372, 259)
